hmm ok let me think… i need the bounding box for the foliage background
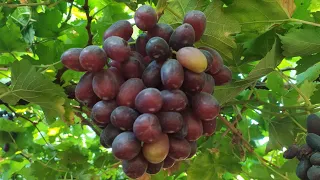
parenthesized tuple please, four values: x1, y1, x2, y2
(0, 0, 320, 179)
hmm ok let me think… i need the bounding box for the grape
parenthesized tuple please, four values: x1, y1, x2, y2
(176, 47, 207, 73)
(60, 48, 86, 71)
(122, 153, 148, 179)
(92, 69, 119, 100)
(108, 59, 122, 70)
(100, 124, 122, 148)
(143, 56, 152, 65)
(283, 145, 299, 159)
(169, 23, 195, 51)
(310, 152, 320, 165)
(79, 45, 107, 72)
(103, 36, 131, 62)
(121, 54, 145, 79)
(134, 5, 157, 31)
(296, 159, 311, 180)
(212, 65, 232, 85)
(307, 166, 320, 180)
(148, 23, 173, 43)
(172, 117, 188, 139)
(147, 162, 163, 174)
(133, 113, 162, 143)
(182, 111, 203, 141)
(142, 60, 162, 88)
(131, 51, 147, 67)
(161, 59, 184, 90)
(297, 144, 313, 160)
(3, 143, 9, 152)
(146, 37, 170, 61)
(75, 72, 99, 106)
(108, 67, 125, 86)
(157, 112, 183, 133)
(112, 132, 141, 160)
(163, 156, 175, 169)
(103, 20, 133, 41)
(161, 90, 188, 112)
(111, 106, 139, 130)
(136, 33, 148, 57)
(188, 141, 197, 158)
(200, 49, 213, 71)
(91, 100, 117, 126)
(306, 133, 320, 152)
(128, 37, 136, 51)
(307, 114, 320, 135)
(168, 137, 191, 160)
(183, 10, 206, 41)
(192, 92, 220, 121)
(199, 47, 224, 74)
(201, 73, 215, 94)
(142, 133, 169, 163)
(135, 88, 163, 113)
(182, 70, 205, 93)
(117, 78, 145, 108)
(202, 119, 217, 136)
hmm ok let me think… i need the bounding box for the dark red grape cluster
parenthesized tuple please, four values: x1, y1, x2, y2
(60, 5, 232, 178)
(283, 114, 320, 180)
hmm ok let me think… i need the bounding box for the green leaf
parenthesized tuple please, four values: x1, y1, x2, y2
(279, 27, 320, 57)
(266, 71, 285, 95)
(298, 81, 318, 101)
(215, 40, 283, 105)
(296, 54, 320, 74)
(0, 19, 27, 52)
(33, 9, 63, 37)
(292, 0, 313, 21)
(34, 40, 64, 65)
(0, 118, 25, 132)
(311, 84, 320, 104)
(296, 61, 320, 84)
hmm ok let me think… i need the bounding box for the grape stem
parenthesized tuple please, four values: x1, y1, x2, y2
(83, 0, 93, 46)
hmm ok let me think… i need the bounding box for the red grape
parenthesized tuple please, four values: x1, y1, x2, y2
(192, 92, 220, 121)
(201, 73, 215, 94)
(133, 113, 162, 143)
(79, 45, 107, 72)
(168, 137, 191, 160)
(134, 5, 157, 31)
(161, 90, 188, 112)
(100, 124, 122, 148)
(212, 65, 232, 85)
(183, 10, 206, 41)
(60, 48, 86, 71)
(142, 60, 162, 88)
(111, 106, 139, 130)
(146, 37, 170, 61)
(103, 36, 131, 62)
(199, 47, 224, 74)
(182, 111, 203, 141)
(121, 54, 145, 79)
(157, 112, 183, 133)
(163, 156, 175, 169)
(103, 20, 133, 41)
(182, 70, 205, 93)
(112, 132, 141, 160)
(148, 23, 173, 43)
(75, 72, 99, 106)
(161, 59, 184, 90)
(147, 162, 163, 174)
(200, 49, 213, 71)
(92, 69, 119, 100)
(107, 59, 122, 70)
(169, 23, 195, 51)
(91, 100, 117, 126)
(136, 33, 148, 57)
(188, 141, 197, 158)
(122, 153, 148, 179)
(135, 88, 163, 113)
(108, 67, 125, 86)
(202, 118, 217, 136)
(117, 78, 145, 108)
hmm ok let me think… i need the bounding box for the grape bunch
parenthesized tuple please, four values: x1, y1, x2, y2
(60, 5, 232, 178)
(0, 110, 16, 152)
(283, 114, 320, 180)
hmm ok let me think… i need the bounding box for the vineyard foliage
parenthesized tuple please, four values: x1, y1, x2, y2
(0, 0, 320, 179)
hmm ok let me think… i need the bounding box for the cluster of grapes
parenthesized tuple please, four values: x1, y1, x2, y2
(283, 114, 320, 180)
(60, 5, 232, 178)
(0, 110, 16, 152)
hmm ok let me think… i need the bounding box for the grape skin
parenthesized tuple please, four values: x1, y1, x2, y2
(135, 88, 163, 113)
(103, 20, 133, 41)
(134, 5, 157, 31)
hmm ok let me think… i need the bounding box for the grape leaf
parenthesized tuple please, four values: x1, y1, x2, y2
(296, 54, 320, 74)
(279, 27, 320, 57)
(293, 0, 313, 21)
(0, 118, 25, 132)
(1, 160, 29, 180)
(160, 0, 240, 62)
(215, 40, 283, 105)
(298, 81, 317, 102)
(34, 40, 64, 65)
(0, 19, 27, 53)
(266, 71, 286, 95)
(296, 61, 320, 84)
(33, 9, 63, 38)
(311, 84, 320, 104)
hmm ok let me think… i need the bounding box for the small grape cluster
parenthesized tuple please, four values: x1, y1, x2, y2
(60, 5, 232, 178)
(0, 110, 16, 152)
(283, 114, 320, 180)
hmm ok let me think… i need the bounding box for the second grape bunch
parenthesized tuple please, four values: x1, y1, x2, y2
(60, 4, 232, 179)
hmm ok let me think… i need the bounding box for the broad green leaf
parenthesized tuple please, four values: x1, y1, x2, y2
(292, 0, 313, 21)
(0, 19, 27, 52)
(33, 9, 63, 37)
(299, 81, 317, 102)
(160, 0, 240, 62)
(296, 54, 320, 74)
(311, 84, 320, 104)
(279, 28, 320, 57)
(34, 40, 64, 65)
(1, 160, 29, 180)
(215, 40, 283, 105)
(0, 118, 25, 132)
(296, 61, 320, 84)
(266, 71, 285, 95)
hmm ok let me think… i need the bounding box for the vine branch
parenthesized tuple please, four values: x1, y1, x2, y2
(83, 0, 93, 46)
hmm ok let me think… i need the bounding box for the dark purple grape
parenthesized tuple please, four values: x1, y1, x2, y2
(142, 60, 162, 88)
(283, 145, 299, 159)
(163, 156, 175, 169)
(157, 112, 183, 133)
(121, 54, 145, 79)
(116, 78, 145, 108)
(103, 20, 133, 41)
(307, 166, 320, 180)
(75, 72, 100, 107)
(201, 73, 215, 94)
(92, 69, 119, 100)
(147, 162, 163, 174)
(91, 100, 117, 126)
(161, 59, 184, 90)
(103, 36, 131, 62)
(202, 119, 217, 136)
(296, 158, 311, 180)
(108, 67, 125, 87)
(142, 133, 169, 164)
(112, 132, 141, 160)
(200, 49, 213, 71)
(147, 23, 173, 43)
(199, 47, 224, 75)
(107, 59, 122, 71)
(182, 70, 205, 93)
(182, 111, 203, 141)
(172, 117, 188, 139)
(143, 56, 152, 65)
(310, 152, 320, 165)
(79, 45, 107, 72)
(169, 23, 195, 51)
(136, 33, 148, 57)
(111, 106, 139, 130)
(133, 113, 162, 143)
(183, 10, 206, 41)
(146, 37, 170, 61)
(188, 141, 197, 158)
(168, 137, 191, 160)
(131, 51, 147, 67)
(3, 143, 9, 152)
(192, 92, 220, 121)
(135, 88, 163, 113)
(161, 90, 188, 112)
(122, 153, 148, 179)
(60, 48, 86, 71)
(212, 65, 232, 86)
(307, 114, 320, 135)
(100, 124, 122, 148)
(134, 5, 157, 31)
